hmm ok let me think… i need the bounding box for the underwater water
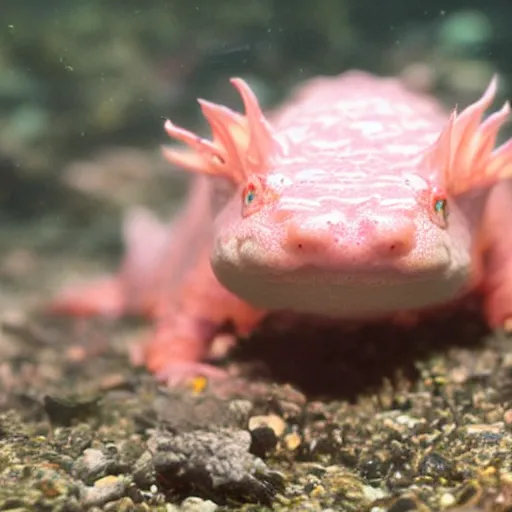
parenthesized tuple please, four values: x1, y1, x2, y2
(0, 1, 511, 510)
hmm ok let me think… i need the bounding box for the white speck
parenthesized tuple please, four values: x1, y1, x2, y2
(440, 493, 456, 507)
(294, 168, 327, 181)
(310, 138, 352, 150)
(386, 144, 422, 155)
(352, 121, 383, 135)
(396, 414, 424, 428)
(285, 125, 310, 143)
(278, 196, 320, 210)
(267, 173, 293, 187)
(364, 485, 388, 502)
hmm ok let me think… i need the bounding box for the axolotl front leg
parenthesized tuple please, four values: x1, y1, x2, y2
(141, 245, 266, 385)
(480, 179, 512, 330)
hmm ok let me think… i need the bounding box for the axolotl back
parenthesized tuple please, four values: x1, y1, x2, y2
(50, 71, 512, 381)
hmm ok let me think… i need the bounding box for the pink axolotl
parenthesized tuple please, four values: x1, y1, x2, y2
(48, 71, 512, 384)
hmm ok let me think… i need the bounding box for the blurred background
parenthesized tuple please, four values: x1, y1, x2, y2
(0, 0, 510, 309)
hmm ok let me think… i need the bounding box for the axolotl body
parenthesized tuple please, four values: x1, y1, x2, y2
(49, 71, 512, 383)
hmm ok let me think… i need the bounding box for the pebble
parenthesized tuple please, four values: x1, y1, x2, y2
(73, 448, 109, 484)
(148, 428, 285, 503)
(439, 492, 456, 507)
(363, 484, 387, 502)
(284, 431, 301, 450)
(104, 497, 137, 511)
(465, 423, 504, 438)
(81, 475, 128, 508)
(132, 450, 155, 488)
(418, 452, 453, 479)
(248, 414, 286, 437)
(228, 399, 253, 422)
(180, 497, 218, 512)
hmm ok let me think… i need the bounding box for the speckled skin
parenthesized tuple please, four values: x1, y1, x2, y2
(48, 71, 512, 384)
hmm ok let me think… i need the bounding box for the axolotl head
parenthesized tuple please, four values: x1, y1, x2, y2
(163, 75, 512, 318)
(210, 162, 473, 317)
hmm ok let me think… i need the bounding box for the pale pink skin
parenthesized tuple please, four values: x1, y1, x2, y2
(48, 71, 512, 384)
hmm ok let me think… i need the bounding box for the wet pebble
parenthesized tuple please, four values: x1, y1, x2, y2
(148, 427, 285, 505)
(418, 451, 453, 480)
(464, 423, 504, 443)
(103, 496, 141, 511)
(73, 448, 109, 485)
(248, 414, 285, 458)
(80, 475, 129, 508)
(43, 394, 102, 427)
(180, 496, 219, 512)
(248, 414, 286, 437)
(132, 450, 155, 488)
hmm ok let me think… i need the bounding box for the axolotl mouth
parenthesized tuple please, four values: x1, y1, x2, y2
(211, 262, 472, 318)
(211, 245, 473, 318)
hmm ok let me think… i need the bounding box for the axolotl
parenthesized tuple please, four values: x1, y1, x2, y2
(49, 71, 512, 383)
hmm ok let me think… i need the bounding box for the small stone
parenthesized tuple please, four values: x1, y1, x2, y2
(450, 366, 469, 384)
(81, 475, 128, 508)
(104, 497, 135, 512)
(363, 485, 387, 503)
(228, 400, 253, 422)
(359, 454, 390, 480)
(387, 495, 429, 512)
(249, 425, 278, 458)
(43, 394, 102, 427)
(465, 423, 504, 442)
(395, 414, 424, 429)
(73, 448, 109, 485)
(132, 450, 155, 488)
(439, 492, 456, 508)
(284, 432, 301, 451)
(180, 496, 219, 512)
(309, 484, 326, 498)
(248, 414, 286, 437)
(94, 475, 121, 487)
(418, 452, 453, 480)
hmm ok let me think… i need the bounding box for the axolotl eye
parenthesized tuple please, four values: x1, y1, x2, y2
(430, 187, 449, 229)
(243, 183, 257, 206)
(241, 175, 274, 218)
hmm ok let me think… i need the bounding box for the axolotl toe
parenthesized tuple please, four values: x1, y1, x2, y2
(50, 71, 512, 383)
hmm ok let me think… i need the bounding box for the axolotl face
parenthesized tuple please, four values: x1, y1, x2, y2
(210, 162, 476, 318)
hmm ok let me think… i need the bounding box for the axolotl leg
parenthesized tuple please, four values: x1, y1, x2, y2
(47, 207, 171, 319)
(141, 245, 266, 385)
(480, 179, 512, 330)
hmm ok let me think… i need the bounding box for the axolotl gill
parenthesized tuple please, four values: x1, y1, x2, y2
(49, 71, 512, 384)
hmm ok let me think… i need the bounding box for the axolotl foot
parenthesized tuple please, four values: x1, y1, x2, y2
(134, 318, 231, 387)
(154, 361, 228, 387)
